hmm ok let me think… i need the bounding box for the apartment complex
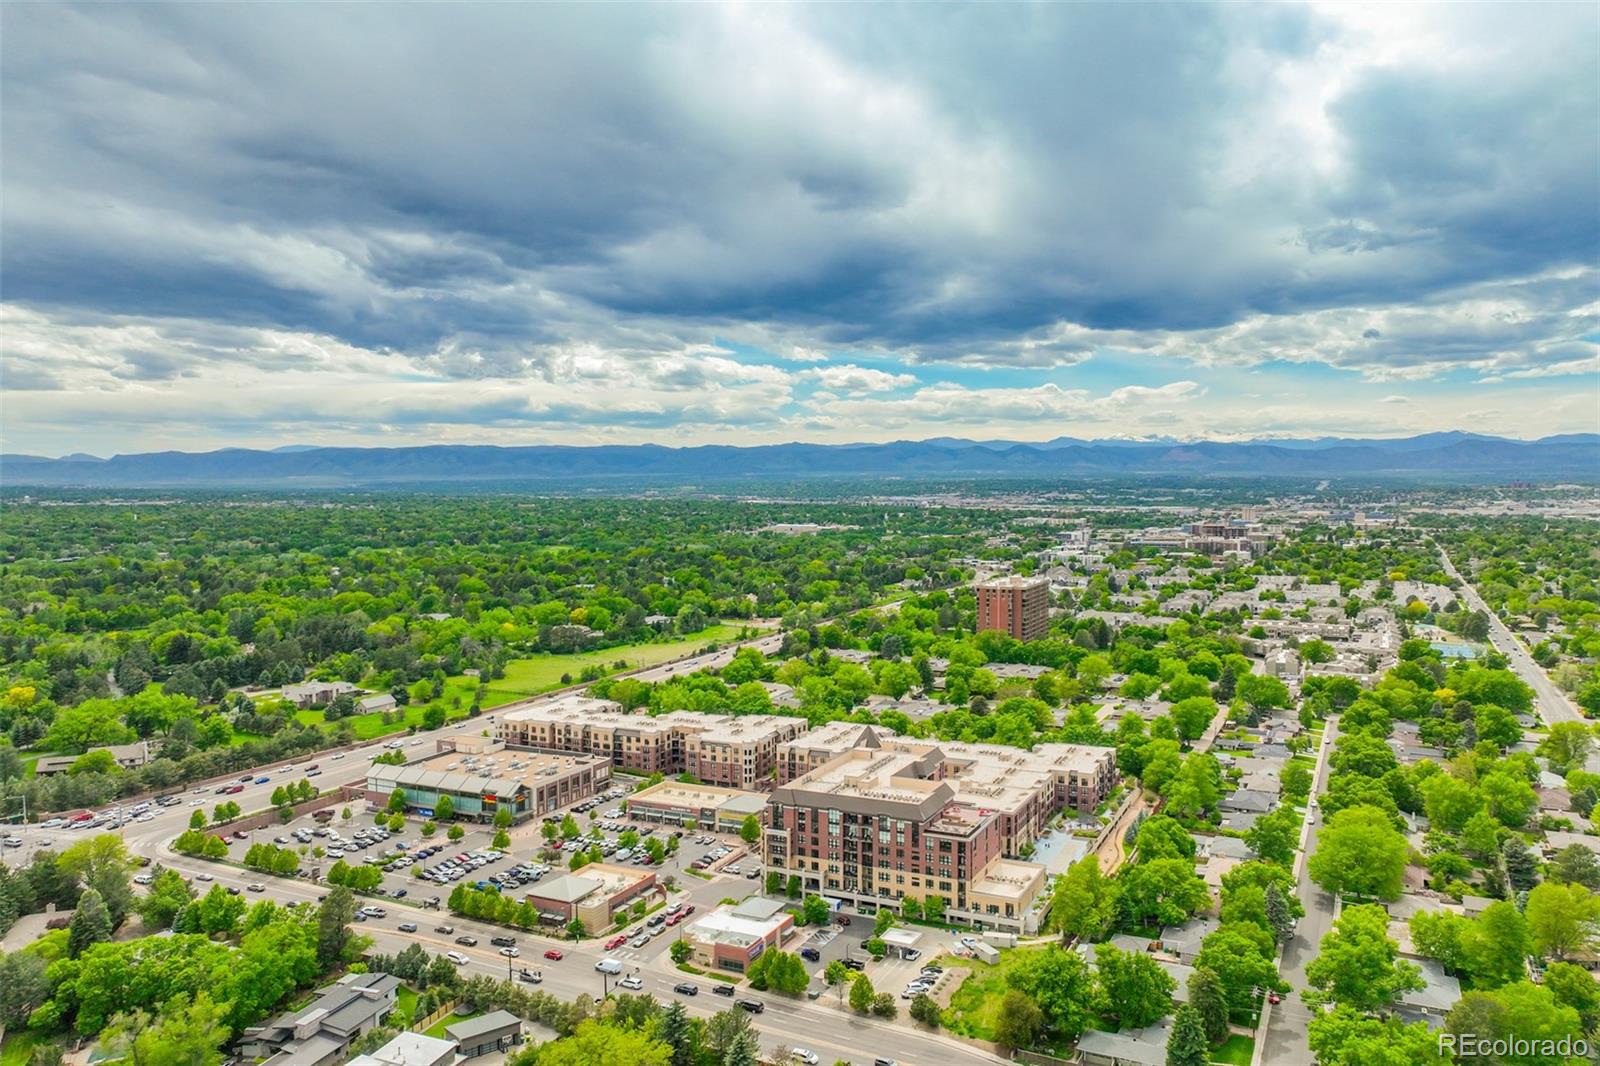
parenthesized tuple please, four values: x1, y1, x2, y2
(1184, 518, 1276, 557)
(496, 696, 807, 789)
(764, 739, 1115, 931)
(975, 575, 1050, 641)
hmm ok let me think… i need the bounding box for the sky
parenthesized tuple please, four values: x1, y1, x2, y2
(2, 2, 1597, 457)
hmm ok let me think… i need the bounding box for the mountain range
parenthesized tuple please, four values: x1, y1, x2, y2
(3, 432, 1595, 487)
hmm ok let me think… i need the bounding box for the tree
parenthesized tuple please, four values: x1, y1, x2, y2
(703, 1007, 753, 1061)
(992, 989, 1043, 1051)
(1186, 968, 1230, 1046)
(1539, 721, 1595, 775)
(387, 788, 408, 813)
(0, 951, 49, 1028)
(1117, 858, 1210, 928)
(139, 866, 197, 930)
(1165, 1004, 1209, 1066)
(848, 972, 874, 1013)
(1094, 944, 1175, 1029)
(1049, 856, 1118, 943)
(1135, 816, 1196, 862)
(739, 815, 761, 845)
(1168, 697, 1218, 743)
(1526, 881, 1600, 960)
(670, 939, 693, 965)
(1542, 961, 1600, 1033)
(823, 959, 850, 1002)
(1308, 1006, 1450, 1066)
(799, 894, 831, 926)
(533, 1019, 671, 1066)
(1245, 805, 1301, 867)
(68, 887, 113, 958)
(434, 795, 455, 821)
(317, 885, 356, 966)
(566, 918, 586, 940)
(60, 834, 137, 925)
(1193, 927, 1282, 1012)
(491, 829, 511, 850)
(1007, 946, 1096, 1039)
(1280, 761, 1313, 802)
(909, 992, 941, 1028)
(1470, 901, 1532, 988)
(105, 992, 231, 1066)
(1308, 805, 1409, 900)
(1444, 982, 1584, 1065)
(448, 825, 465, 842)
(1501, 835, 1540, 892)
(1551, 844, 1600, 890)
(1304, 904, 1424, 1014)
(1264, 882, 1295, 944)
(189, 809, 206, 830)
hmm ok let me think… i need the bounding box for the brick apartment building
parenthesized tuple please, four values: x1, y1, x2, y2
(976, 575, 1051, 642)
(764, 739, 1117, 931)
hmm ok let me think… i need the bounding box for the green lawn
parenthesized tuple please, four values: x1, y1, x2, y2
(0, 1030, 53, 1066)
(392, 985, 419, 1025)
(937, 947, 1044, 1043)
(1213, 1034, 1255, 1065)
(423, 1009, 481, 1039)
(480, 624, 748, 701)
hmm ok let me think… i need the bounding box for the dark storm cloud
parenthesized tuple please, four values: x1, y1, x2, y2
(0, 1, 1595, 378)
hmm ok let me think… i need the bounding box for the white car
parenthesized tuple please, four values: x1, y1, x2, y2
(618, 974, 644, 990)
(133, 873, 154, 885)
(793, 1051, 820, 1066)
(499, 947, 520, 958)
(332, 753, 346, 760)
(2, 837, 22, 847)
(446, 951, 469, 965)
(247, 883, 266, 892)
(195, 872, 214, 881)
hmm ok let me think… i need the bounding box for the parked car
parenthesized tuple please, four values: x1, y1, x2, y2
(800, 947, 821, 961)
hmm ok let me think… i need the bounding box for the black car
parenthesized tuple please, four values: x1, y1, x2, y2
(455, 935, 478, 946)
(491, 936, 517, 947)
(737, 999, 764, 1014)
(673, 982, 699, 996)
(841, 957, 865, 971)
(713, 984, 736, 997)
(800, 947, 821, 961)
(435, 924, 454, 934)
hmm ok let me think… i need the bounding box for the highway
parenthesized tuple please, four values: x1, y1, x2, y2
(1435, 544, 1582, 723)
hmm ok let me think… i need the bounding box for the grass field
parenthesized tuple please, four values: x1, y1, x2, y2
(1213, 1034, 1255, 1065)
(0, 1030, 52, 1066)
(480, 623, 747, 702)
(937, 947, 1044, 1044)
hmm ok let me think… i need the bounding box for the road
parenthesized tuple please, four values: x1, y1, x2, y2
(1257, 715, 1340, 1066)
(1435, 543, 1581, 724)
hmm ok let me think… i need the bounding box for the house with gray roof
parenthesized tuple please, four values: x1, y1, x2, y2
(1077, 1018, 1173, 1066)
(1219, 788, 1276, 814)
(238, 972, 401, 1066)
(445, 1010, 523, 1058)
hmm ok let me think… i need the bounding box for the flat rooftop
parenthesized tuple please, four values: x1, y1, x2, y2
(370, 748, 602, 795)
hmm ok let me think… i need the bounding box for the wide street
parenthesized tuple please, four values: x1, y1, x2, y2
(1436, 543, 1581, 723)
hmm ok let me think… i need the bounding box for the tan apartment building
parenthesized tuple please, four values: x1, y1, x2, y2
(495, 697, 806, 789)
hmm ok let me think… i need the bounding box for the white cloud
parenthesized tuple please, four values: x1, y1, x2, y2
(801, 364, 915, 392)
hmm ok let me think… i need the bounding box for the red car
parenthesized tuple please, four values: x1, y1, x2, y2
(682, 905, 695, 916)
(666, 914, 682, 927)
(544, 949, 564, 961)
(605, 935, 628, 950)
(835, 915, 851, 926)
